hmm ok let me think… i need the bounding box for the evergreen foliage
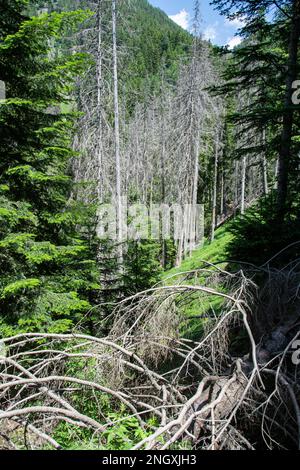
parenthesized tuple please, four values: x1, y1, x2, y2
(123, 240, 162, 294)
(211, 0, 300, 221)
(29, 0, 192, 103)
(228, 196, 300, 265)
(0, 3, 99, 334)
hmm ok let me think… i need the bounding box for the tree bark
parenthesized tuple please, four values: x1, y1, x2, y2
(262, 129, 269, 196)
(234, 160, 239, 216)
(277, 0, 300, 220)
(112, 0, 123, 266)
(160, 78, 167, 268)
(240, 156, 247, 215)
(96, 0, 103, 203)
(211, 129, 219, 242)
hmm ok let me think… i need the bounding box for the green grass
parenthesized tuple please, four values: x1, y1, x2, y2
(163, 225, 233, 280)
(161, 224, 234, 340)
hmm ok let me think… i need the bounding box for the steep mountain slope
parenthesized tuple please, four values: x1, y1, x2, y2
(119, 0, 192, 94)
(29, 0, 192, 96)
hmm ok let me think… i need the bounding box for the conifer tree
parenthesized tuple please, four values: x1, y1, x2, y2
(0, 1, 99, 334)
(211, 0, 300, 221)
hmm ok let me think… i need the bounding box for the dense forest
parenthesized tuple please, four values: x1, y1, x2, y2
(0, 0, 300, 452)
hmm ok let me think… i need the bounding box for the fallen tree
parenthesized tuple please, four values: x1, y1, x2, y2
(0, 251, 300, 450)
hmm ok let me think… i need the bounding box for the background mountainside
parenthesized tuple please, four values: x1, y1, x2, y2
(29, 0, 192, 96)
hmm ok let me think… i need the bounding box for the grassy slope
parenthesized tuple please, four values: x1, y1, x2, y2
(162, 225, 234, 340)
(163, 225, 233, 280)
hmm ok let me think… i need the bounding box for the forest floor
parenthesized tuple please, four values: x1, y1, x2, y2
(162, 225, 234, 340)
(163, 225, 233, 279)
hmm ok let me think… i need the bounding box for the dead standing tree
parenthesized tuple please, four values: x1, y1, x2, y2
(172, 39, 220, 264)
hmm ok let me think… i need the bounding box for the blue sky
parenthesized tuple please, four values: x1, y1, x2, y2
(148, 0, 243, 48)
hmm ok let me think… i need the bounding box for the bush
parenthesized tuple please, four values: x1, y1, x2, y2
(228, 195, 300, 266)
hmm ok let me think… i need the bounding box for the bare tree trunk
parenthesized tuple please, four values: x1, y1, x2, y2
(160, 81, 167, 268)
(96, 0, 103, 203)
(274, 158, 279, 189)
(277, 0, 300, 220)
(262, 156, 268, 196)
(234, 160, 239, 216)
(220, 169, 224, 217)
(261, 129, 269, 196)
(240, 156, 247, 215)
(190, 139, 200, 255)
(112, 0, 123, 266)
(176, 233, 184, 267)
(210, 129, 219, 242)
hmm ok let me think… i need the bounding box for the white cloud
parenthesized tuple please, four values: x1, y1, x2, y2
(203, 25, 217, 42)
(225, 16, 246, 28)
(227, 36, 242, 49)
(169, 9, 189, 30)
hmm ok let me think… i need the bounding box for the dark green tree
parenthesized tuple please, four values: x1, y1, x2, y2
(123, 240, 163, 295)
(211, 0, 300, 221)
(0, 1, 99, 335)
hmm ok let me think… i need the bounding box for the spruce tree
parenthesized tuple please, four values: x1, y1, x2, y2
(0, 1, 99, 335)
(211, 0, 300, 221)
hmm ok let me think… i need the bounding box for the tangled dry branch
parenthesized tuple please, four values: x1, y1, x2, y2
(0, 259, 300, 450)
